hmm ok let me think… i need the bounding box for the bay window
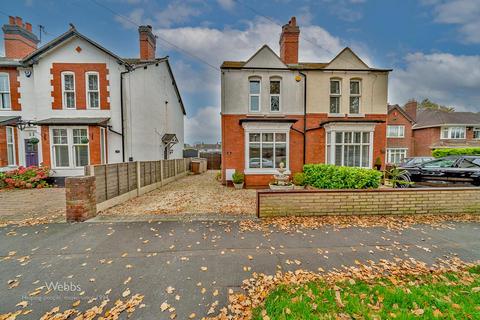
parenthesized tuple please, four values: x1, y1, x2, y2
(269, 79, 281, 112)
(326, 129, 373, 168)
(0, 73, 11, 110)
(349, 80, 361, 114)
(387, 125, 405, 138)
(249, 79, 260, 112)
(386, 148, 407, 164)
(62, 72, 75, 109)
(329, 79, 341, 114)
(51, 127, 89, 168)
(441, 126, 465, 139)
(86, 72, 100, 109)
(6, 126, 15, 166)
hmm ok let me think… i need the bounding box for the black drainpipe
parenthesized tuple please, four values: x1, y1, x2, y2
(120, 68, 130, 162)
(299, 71, 307, 166)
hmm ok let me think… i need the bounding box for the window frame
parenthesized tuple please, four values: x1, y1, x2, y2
(269, 77, 281, 112)
(349, 79, 361, 114)
(85, 71, 100, 109)
(6, 126, 16, 166)
(440, 126, 466, 140)
(248, 78, 261, 113)
(473, 127, 480, 140)
(325, 129, 373, 168)
(386, 148, 408, 164)
(387, 125, 405, 138)
(329, 78, 341, 114)
(0, 72, 11, 110)
(50, 126, 90, 169)
(61, 71, 76, 109)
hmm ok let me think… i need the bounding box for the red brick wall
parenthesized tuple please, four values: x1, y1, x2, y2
(4, 33, 37, 59)
(387, 109, 413, 155)
(50, 63, 110, 110)
(41, 126, 51, 167)
(0, 126, 7, 167)
(0, 67, 21, 110)
(66, 175, 97, 222)
(413, 126, 480, 156)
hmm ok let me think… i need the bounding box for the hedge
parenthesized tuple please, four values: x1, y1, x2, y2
(432, 148, 480, 158)
(303, 164, 382, 189)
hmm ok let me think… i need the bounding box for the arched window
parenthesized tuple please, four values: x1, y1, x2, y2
(349, 78, 361, 114)
(269, 77, 281, 112)
(329, 78, 341, 113)
(61, 71, 75, 109)
(248, 77, 261, 112)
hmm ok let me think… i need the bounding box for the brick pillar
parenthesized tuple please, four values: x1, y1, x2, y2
(65, 176, 97, 222)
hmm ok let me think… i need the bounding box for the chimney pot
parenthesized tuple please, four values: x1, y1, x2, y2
(404, 100, 418, 121)
(279, 16, 300, 65)
(25, 22, 32, 32)
(9, 16, 15, 25)
(15, 16, 23, 27)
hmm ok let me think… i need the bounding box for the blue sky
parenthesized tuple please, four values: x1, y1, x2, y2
(2, 0, 480, 143)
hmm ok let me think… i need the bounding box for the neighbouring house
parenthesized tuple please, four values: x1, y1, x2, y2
(386, 101, 416, 164)
(0, 16, 185, 179)
(221, 17, 391, 187)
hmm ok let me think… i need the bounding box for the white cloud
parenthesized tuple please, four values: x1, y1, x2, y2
(390, 52, 480, 111)
(321, 0, 365, 22)
(426, 0, 480, 43)
(155, 1, 204, 28)
(185, 106, 221, 144)
(216, 0, 235, 11)
(115, 8, 150, 29)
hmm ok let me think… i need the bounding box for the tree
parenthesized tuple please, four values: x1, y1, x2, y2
(418, 98, 455, 112)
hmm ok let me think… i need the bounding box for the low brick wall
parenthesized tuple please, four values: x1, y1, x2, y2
(66, 176, 96, 222)
(257, 187, 480, 217)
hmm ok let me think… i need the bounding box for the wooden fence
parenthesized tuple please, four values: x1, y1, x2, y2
(199, 152, 221, 170)
(85, 158, 192, 212)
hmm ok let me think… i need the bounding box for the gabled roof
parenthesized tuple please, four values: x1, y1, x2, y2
(324, 47, 369, 70)
(22, 26, 129, 66)
(243, 45, 287, 69)
(413, 109, 480, 129)
(388, 104, 415, 123)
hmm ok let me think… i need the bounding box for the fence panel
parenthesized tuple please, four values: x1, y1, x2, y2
(106, 164, 120, 200)
(94, 165, 107, 203)
(118, 163, 129, 195)
(128, 162, 137, 191)
(199, 152, 221, 170)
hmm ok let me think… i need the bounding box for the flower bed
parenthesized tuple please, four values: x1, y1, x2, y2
(0, 166, 51, 189)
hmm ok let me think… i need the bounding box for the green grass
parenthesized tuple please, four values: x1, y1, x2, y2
(252, 266, 480, 319)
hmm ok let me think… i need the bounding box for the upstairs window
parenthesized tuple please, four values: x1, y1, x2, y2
(86, 72, 100, 109)
(0, 73, 11, 110)
(62, 72, 75, 109)
(330, 79, 341, 113)
(269, 79, 281, 112)
(249, 79, 260, 112)
(387, 125, 405, 138)
(441, 126, 465, 139)
(349, 80, 361, 114)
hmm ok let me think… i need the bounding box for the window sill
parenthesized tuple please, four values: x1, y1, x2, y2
(327, 113, 346, 118)
(244, 168, 290, 175)
(347, 113, 365, 118)
(387, 136, 405, 139)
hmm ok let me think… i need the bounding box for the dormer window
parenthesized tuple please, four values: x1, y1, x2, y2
(0, 73, 11, 110)
(349, 79, 361, 114)
(269, 79, 281, 112)
(62, 72, 75, 109)
(249, 79, 260, 112)
(330, 79, 341, 113)
(86, 72, 100, 109)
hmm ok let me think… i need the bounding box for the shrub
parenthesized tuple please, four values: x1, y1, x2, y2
(292, 172, 305, 186)
(1, 166, 51, 189)
(303, 164, 382, 189)
(232, 171, 244, 184)
(432, 147, 480, 158)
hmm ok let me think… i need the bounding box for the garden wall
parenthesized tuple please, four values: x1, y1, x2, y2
(257, 188, 480, 217)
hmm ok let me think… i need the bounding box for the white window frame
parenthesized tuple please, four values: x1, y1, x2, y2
(248, 78, 261, 113)
(50, 127, 89, 169)
(387, 125, 405, 138)
(6, 126, 16, 166)
(329, 79, 341, 114)
(269, 78, 281, 112)
(242, 122, 292, 175)
(100, 127, 106, 164)
(440, 126, 466, 139)
(386, 148, 407, 164)
(474, 127, 480, 140)
(0, 73, 11, 110)
(61, 72, 76, 109)
(349, 79, 361, 114)
(86, 71, 100, 109)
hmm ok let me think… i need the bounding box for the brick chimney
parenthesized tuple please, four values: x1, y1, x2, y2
(138, 25, 156, 60)
(404, 100, 418, 121)
(279, 17, 300, 65)
(2, 16, 39, 59)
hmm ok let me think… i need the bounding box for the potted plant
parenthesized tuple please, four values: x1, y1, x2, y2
(385, 165, 413, 188)
(374, 157, 382, 170)
(292, 172, 306, 189)
(29, 137, 39, 145)
(81, 137, 90, 144)
(232, 171, 244, 189)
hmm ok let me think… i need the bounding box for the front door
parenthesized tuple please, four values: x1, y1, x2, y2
(25, 139, 39, 167)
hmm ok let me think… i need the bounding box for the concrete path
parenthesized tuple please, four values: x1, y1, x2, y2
(1, 220, 479, 319)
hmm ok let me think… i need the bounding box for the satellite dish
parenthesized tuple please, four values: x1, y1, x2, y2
(24, 70, 32, 78)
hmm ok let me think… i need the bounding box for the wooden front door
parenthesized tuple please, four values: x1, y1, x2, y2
(25, 139, 39, 167)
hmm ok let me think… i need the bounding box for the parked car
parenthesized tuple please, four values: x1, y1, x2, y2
(398, 155, 480, 187)
(397, 157, 434, 168)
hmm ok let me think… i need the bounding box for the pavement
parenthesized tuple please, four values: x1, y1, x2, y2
(1, 219, 479, 319)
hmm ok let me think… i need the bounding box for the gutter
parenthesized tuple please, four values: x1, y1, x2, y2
(120, 68, 131, 162)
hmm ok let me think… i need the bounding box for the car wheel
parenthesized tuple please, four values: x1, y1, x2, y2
(395, 172, 411, 188)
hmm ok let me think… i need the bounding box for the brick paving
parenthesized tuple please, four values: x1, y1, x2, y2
(0, 188, 65, 225)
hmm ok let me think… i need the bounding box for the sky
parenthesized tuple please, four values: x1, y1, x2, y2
(2, 0, 480, 144)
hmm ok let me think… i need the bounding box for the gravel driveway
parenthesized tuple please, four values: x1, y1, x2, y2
(100, 171, 256, 216)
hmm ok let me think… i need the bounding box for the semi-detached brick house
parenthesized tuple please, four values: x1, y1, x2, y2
(386, 101, 416, 163)
(221, 17, 392, 188)
(0, 16, 185, 180)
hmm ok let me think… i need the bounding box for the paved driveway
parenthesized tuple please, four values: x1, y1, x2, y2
(0, 188, 65, 226)
(1, 220, 479, 319)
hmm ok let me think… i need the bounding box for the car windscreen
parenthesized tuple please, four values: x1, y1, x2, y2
(422, 158, 456, 168)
